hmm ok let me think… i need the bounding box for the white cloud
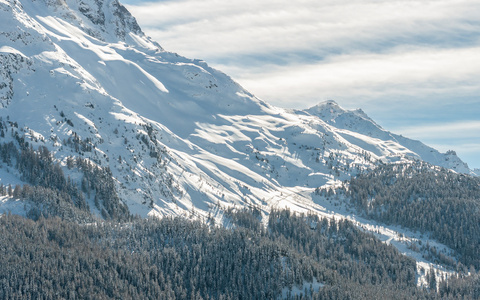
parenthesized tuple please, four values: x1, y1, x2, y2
(229, 46, 480, 108)
(429, 142, 480, 154)
(126, 0, 480, 59)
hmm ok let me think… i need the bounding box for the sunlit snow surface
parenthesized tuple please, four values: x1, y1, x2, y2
(0, 0, 472, 287)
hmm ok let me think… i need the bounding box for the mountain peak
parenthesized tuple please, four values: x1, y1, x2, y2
(309, 99, 342, 110)
(71, 0, 143, 41)
(305, 100, 377, 126)
(305, 100, 345, 121)
(317, 99, 341, 107)
(16, 0, 156, 46)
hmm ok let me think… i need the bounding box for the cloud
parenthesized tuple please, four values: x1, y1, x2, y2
(428, 142, 480, 154)
(126, 0, 480, 59)
(228, 46, 480, 109)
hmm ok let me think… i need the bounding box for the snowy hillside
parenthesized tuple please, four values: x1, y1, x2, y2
(305, 100, 472, 174)
(2, 0, 479, 287)
(0, 0, 474, 221)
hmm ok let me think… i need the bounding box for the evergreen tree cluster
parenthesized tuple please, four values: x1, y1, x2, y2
(0, 209, 446, 300)
(75, 156, 129, 220)
(0, 141, 92, 221)
(268, 209, 417, 288)
(345, 162, 480, 268)
(0, 139, 129, 221)
(17, 145, 84, 204)
(439, 273, 480, 299)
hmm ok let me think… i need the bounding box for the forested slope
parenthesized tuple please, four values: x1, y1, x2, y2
(345, 162, 480, 269)
(0, 209, 442, 300)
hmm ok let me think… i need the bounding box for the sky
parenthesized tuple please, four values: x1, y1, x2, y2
(122, 0, 480, 169)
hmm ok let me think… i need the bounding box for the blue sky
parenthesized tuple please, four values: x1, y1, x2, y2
(122, 0, 480, 169)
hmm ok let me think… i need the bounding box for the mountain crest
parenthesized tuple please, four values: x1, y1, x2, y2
(14, 0, 153, 46)
(66, 0, 143, 41)
(305, 100, 378, 129)
(306, 100, 344, 120)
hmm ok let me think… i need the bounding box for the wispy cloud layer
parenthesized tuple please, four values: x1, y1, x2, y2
(124, 0, 480, 168)
(126, 0, 480, 58)
(231, 46, 480, 108)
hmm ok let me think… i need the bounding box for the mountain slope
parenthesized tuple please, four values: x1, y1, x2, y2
(305, 100, 472, 174)
(0, 0, 474, 221)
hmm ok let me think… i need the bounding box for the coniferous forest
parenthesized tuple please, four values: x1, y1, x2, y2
(0, 210, 426, 299)
(344, 162, 480, 269)
(0, 132, 480, 298)
(2, 207, 480, 299)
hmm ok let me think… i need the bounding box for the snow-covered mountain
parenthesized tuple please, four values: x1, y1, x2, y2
(304, 100, 471, 174)
(0, 0, 475, 222)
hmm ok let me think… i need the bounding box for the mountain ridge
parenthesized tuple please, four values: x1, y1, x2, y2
(304, 100, 472, 174)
